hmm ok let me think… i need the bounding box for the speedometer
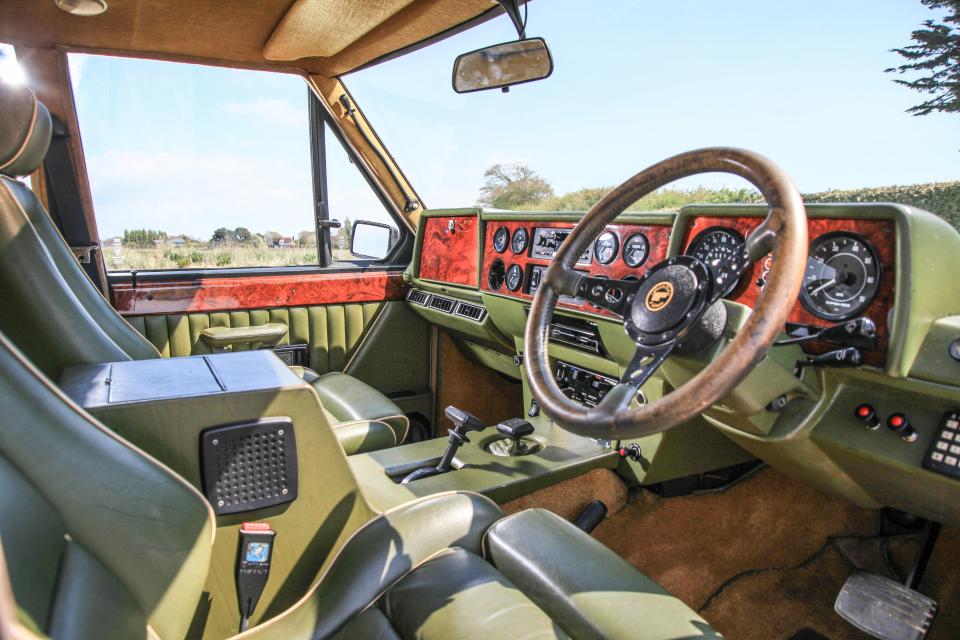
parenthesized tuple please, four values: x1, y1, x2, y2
(685, 227, 745, 297)
(800, 232, 881, 321)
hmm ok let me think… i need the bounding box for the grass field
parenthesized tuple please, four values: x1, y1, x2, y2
(108, 246, 354, 271)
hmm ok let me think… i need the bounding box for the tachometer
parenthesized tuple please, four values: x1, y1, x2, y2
(493, 226, 510, 253)
(512, 227, 529, 254)
(622, 233, 650, 268)
(685, 227, 745, 297)
(594, 231, 619, 265)
(800, 232, 881, 321)
(505, 264, 523, 291)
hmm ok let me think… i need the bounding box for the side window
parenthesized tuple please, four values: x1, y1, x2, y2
(71, 54, 319, 271)
(322, 122, 401, 263)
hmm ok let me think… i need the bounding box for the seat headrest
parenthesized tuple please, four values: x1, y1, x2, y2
(0, 82, 52, 178)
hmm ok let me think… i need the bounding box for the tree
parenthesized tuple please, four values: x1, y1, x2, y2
(886, 0, 960, 115)
(233, 227, 253, 244)
(211, 227, 231, 245)
(123, 229, 167, 247)
(334, 217, 353, 251)
(478, 163, 553, 209)
(297, 230, 317, 247)
(262, 230, 281, 247)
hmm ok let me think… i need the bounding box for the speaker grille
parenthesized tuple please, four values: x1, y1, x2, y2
(200, 419, 298, 515)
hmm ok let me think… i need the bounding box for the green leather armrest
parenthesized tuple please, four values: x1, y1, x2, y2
(485, 509, 717, 640)
(333, 420, 397, 455)
(199, 323, 287, 350)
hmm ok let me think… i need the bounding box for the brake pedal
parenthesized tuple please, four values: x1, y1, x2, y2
(835, 571, 937, 640)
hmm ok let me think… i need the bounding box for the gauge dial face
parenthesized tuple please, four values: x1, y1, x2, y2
(511, 227, 529, 254)
(594, 231, 620, 265)
(800, 232, 881, 321)
(622, 233, 650, 268)
(505, 264, 523, 291)
(686, 227, 745, 297)
(488, 258, 506, 290)
(493, 227, 510, 253)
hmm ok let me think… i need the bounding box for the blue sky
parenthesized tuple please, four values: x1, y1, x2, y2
(7, 0, 960, 239)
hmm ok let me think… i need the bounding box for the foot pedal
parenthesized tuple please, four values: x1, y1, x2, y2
(835, 571, 937, 640)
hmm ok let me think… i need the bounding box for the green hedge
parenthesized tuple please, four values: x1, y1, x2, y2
(521, 181, 960, 231)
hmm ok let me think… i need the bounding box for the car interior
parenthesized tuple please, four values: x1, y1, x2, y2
(0, 1, 959, 639)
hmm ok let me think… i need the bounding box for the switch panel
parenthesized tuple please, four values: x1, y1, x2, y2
(922, 411, 960, 479)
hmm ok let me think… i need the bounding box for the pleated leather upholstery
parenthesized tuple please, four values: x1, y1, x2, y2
(125, 302, 382, 373)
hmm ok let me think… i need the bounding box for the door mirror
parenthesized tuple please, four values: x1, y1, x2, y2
(351, 220, 397, 260)
(452, 38, 553, 94)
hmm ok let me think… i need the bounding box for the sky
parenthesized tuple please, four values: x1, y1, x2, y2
(2, 0, 959, 240)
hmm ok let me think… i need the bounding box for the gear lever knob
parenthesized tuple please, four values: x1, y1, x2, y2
(445, 406, 485, 434)
(496, 418, 534, 442)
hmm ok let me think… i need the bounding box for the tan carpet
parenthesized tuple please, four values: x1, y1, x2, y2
(592, 467, 878, 609)
(500, 468, 628, 520)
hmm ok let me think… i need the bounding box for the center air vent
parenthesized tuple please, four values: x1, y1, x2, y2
(407, 289, 430, 306)
(454, 302, 487, 322)
(428, 295, 456, 313)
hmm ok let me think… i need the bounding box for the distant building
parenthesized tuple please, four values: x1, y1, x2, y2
(275, 236, 295, 248)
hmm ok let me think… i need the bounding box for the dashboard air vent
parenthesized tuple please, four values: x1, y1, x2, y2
(407, 289, 430, 306)
(454, 302, 487, 322)
(428, 295, 456, 314)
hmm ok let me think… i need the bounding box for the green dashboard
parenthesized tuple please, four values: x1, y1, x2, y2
(406, 203, 960, 525)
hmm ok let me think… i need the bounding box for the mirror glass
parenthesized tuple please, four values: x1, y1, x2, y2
(453, 38, 553, 93)
(351, 220, 394, 259)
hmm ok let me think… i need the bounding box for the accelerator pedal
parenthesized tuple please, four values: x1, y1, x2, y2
(835, 571, 937, 640)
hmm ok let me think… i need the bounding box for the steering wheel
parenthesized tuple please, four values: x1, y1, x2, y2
(523, 147, 807, 440)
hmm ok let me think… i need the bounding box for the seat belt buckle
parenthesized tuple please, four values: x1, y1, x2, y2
(236, 522, 275, 631)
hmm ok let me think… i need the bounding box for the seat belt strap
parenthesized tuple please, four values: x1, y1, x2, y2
(41, 115, 100, 284)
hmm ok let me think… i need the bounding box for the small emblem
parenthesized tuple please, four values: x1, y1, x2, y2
(645, 282, 674, 312)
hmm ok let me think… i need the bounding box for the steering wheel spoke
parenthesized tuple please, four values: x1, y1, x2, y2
(621, 341, 675, 388)
(575, 276, 642, 317)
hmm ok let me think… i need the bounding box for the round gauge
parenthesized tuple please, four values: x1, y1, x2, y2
(505, 264, 523, 291)
(685, 227, 745, 297)
(488, 258, 506, 290)
(594, 231, 620, 265)
(622, 233, 650, 268)
(800, 232, 881, 321)
(493, 227, 510, 253)
(511, 227, 529, 254)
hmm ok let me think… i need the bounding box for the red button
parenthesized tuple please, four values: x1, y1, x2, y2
(241, 522, 272, 532)
(890, 415, 904, 428)
(857, 406, 871, 418)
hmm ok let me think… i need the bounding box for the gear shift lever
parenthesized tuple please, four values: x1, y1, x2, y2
(496, 418, 534, 454)
(401, 406, 485, 484)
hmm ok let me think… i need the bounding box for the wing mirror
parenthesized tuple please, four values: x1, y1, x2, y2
(452, 37, 553, 94)
(350, 220, 399, 260)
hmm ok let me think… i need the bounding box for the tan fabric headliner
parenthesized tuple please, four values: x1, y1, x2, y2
(0, 0, 499, 76)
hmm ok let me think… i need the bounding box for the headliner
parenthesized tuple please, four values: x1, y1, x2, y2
(0, 0, 504, 77)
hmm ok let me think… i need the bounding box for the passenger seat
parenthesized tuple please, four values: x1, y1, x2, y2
(0, 82, 406, 455)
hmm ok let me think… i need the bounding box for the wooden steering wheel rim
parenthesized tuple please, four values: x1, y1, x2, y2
(523, 147, 808, 440)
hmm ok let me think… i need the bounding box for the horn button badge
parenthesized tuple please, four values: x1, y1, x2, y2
(629, 262, 705, 338)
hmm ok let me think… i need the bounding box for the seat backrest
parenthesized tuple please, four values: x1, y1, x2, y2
(0, 83, 160, 379)
(0, 329, 214, 638)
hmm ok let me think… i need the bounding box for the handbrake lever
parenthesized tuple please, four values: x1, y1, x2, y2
(401, 406, 485, 484)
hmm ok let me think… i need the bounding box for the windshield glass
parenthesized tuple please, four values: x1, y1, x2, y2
(345, 1, 958, 224)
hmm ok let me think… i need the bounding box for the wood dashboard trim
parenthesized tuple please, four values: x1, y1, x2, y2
(111, 270, 408, 316)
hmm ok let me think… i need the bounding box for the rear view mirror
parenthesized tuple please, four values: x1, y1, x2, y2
(350, 220, 397, 260)
(452, 37, 553, 94)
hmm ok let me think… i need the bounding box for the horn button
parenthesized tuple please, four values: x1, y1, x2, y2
(627, 259, 711, 342)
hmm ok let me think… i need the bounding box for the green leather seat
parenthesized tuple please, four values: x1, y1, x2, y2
(0, 83, 405, 455)
(0, 328, 717, 639)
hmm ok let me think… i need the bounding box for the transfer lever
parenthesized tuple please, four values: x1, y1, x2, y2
(401, 406, 485, 484)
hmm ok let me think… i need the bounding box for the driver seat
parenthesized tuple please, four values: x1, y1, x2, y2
(0, 331, 717, 639)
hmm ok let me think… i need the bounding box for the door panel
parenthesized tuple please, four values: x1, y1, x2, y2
(114, 270, 431, 399)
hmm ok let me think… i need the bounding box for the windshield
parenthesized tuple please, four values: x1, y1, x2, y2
(345, 1, 959, 223)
